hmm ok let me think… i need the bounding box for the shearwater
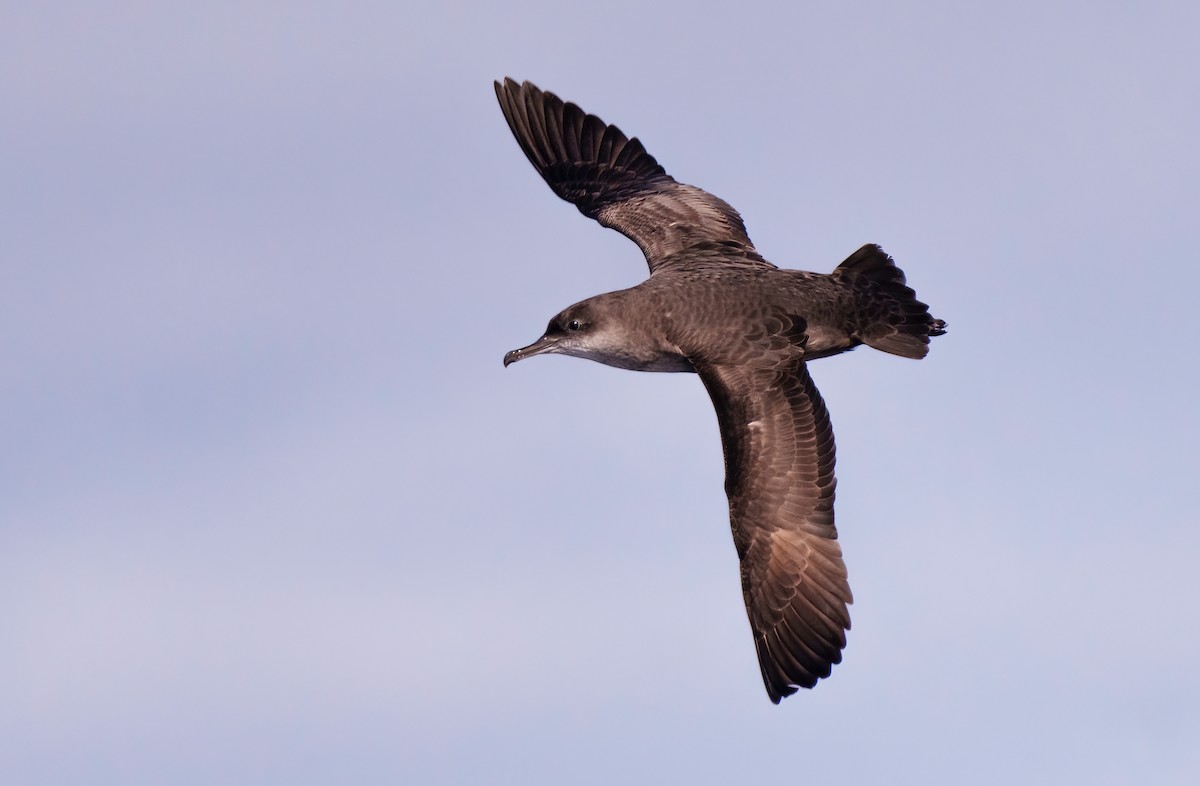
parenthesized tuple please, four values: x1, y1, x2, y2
(497, 78, 946, 703)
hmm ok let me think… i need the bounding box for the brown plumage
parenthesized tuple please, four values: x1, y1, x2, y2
(497, 78, 945, 702)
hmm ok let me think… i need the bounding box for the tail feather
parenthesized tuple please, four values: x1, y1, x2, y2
(834, 244, 946, 359)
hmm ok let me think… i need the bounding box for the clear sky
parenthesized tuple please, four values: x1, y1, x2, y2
(4, 2, 1199, 784)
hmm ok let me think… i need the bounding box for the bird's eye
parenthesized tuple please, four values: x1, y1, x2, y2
(567, 319, 583, 331)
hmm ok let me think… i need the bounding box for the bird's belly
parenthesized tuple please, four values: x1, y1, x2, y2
(609, 351, 695, 373)
(802, 325, 859, 360)
(570, 344, 696, 373)
(637, 354, 696, 373)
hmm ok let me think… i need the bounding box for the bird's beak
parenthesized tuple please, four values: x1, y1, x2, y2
(503, 335, 559, 367)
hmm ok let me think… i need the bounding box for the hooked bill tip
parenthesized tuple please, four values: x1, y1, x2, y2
(503, 346, 530, 367)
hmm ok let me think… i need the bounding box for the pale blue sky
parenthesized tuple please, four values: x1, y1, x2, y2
(3, 2, 1198, 784)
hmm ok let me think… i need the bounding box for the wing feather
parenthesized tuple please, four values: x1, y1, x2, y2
(495, 78, 770, 273)
(696, 344, 852, 703)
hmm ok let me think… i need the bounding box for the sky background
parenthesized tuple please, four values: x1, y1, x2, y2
(3, 2, 1199, 784)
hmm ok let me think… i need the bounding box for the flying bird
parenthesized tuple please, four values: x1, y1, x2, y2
(496, 78, 945, 703)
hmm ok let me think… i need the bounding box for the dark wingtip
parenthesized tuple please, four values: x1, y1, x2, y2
(496, 77, 538, 101)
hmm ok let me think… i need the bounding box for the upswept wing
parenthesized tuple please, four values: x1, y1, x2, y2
(494, 78, 769, 274)
(695, 320, 851, 702)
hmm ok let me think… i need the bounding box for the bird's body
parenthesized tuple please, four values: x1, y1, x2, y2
(496, 78, 945, 703)
(506, 253, 921, 370)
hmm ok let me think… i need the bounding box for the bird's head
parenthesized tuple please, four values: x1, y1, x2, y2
(503, 300, 604, 367)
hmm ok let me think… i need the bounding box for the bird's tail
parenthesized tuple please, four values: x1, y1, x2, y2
(833, 244, 946, 359)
